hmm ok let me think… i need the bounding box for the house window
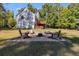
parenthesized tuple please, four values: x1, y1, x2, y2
(23, 21, 26, 26)
(21, 15, 24, 19)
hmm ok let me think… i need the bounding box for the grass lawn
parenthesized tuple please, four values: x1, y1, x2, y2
(0, 29, 79, 56)
(0, 30, 30, 40)
(0, 29, 79, 40)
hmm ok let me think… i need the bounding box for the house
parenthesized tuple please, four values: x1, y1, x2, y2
(16, 7, 38, 29)
(16, 7, 46, 29)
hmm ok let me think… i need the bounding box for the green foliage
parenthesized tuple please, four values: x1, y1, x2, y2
(27, 3, 36, 13)
(6, 10, 16, 29)
(39, 3, 79, 29)
(0, 4, 16, 29)
(1, 3, 79, 29)
(0, 4, 7, 28)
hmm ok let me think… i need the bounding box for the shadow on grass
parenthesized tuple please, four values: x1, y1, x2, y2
(0, 31, 79, 56)
(63, 37, 79, 44)
(0, 41, 78, 56)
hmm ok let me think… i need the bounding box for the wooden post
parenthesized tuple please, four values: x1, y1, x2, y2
(18, 28, 22, 37)
(57, 30, 62, 39)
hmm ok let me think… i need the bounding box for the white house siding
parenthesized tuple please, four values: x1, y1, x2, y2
(16, 7, 36, 29)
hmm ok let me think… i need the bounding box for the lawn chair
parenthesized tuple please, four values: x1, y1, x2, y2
(51, 30, 62, 39)
(51, 32, 58, 39)
(18, 28, 29, 39)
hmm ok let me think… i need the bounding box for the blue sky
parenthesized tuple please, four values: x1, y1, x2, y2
(3, 3, 69, 17)
(3, 3, 43, 17)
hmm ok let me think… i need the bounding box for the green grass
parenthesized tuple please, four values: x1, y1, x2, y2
(0, 29, 79, 56)
(0, 41, 78, 56)
(0, 30, 29, 40)
(0, 29, 79, 40)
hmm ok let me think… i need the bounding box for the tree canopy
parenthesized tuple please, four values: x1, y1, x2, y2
(0, 4, 16, 29)
(0, 3, 79, 29)
(38, 3, 79, 29)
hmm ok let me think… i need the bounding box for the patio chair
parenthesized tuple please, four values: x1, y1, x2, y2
(22, 32, 30, 39)
(51, 30, 62, 39)
(18, 28, 30, 39)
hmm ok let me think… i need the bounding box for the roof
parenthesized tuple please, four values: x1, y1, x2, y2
(16, 7, 34, 17)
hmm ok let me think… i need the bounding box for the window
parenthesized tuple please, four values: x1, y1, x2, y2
(21, 15, 24, 19)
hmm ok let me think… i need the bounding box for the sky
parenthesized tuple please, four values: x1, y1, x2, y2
(3, 3, 69, 18)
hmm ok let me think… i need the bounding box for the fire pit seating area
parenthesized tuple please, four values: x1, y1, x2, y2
(51, 30, 62, 39)
(44, 30, 62, 39)
(19, 30, 62, 40)
(22, 32, 30, 39)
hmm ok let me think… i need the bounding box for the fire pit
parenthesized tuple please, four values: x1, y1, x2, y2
(6, 30, 72, 46)
(19, 29, 62, 40)
(37, 33, 44, 37)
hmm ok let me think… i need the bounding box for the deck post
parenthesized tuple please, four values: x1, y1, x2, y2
(18, 28, 22, 37)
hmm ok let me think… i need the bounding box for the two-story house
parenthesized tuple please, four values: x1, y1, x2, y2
(16, 7, 38, 29)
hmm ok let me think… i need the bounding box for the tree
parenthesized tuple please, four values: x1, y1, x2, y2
(27, 3, 36, 13)
(42, 3, 61, 28)
(68, 3, 79, 19)
(67, 16, 76, 29)
(6, 10, 16, 29)
(0, 3, 7, 28)
(38, 3, 79, 29)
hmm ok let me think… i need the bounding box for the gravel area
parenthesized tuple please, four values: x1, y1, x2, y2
(6, 37, 71, 43)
